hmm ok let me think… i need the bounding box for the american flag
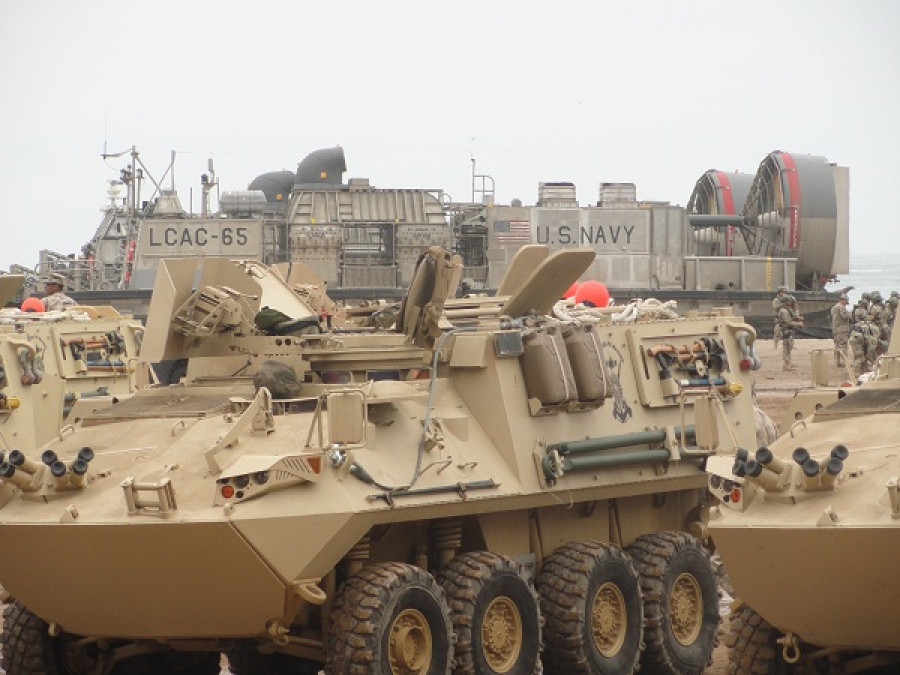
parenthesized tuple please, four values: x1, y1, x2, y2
(493, 219, 532, 245)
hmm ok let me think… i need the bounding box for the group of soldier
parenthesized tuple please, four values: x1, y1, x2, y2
(832, 290, 898, 377)
(774, 287, 897, 376)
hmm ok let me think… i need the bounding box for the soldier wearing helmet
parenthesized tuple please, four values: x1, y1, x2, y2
(830, 294, 851, 366)
(775, 293, 803, 370)
(852, 294, 870, 324)
(772, 286, 793, 348)
(884, 293, 899, 345)
(871, 291, 885, 319)
(849, 310, 881, 378)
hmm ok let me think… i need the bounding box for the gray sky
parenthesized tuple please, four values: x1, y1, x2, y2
(1, 0, 898, 271)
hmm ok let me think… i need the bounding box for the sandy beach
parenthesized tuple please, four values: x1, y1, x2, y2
(751, 337, 852, 434)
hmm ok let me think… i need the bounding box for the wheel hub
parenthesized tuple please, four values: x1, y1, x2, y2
(481, 596, 522, 672)
(591, 581, 627, 657)
(389, 608, 431, 675)
(669, 572, 703, 646)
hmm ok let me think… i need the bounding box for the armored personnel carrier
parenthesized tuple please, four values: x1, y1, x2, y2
(0, 247, 761, 675)
(707, 331, 900, 673)
(0, 275, 144, 455)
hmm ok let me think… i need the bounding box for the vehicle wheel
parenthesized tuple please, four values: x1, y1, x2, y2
(627, 531, 719, 675)
(326, 562, 453, 675)
(1, 600, 58, 674)
(725, 604, 790, 675)
(536, 541, 643, 675)
(439, 551, 541, 675)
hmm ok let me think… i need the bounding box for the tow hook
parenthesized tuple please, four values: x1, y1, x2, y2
(778, 631, 801, 664)
(266, 619, 290, 646)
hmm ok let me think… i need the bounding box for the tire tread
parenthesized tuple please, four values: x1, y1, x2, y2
(627, 531, 719, 675)
(725, 605, 785, 675)
(439, 551, 542, 675)
(326, 562, 452, 675)
(1, 600, 56, 675)
(536, 540, 643, 675)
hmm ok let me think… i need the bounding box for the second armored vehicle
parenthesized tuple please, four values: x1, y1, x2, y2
(708, 331, 900, 673)
(0, 274, 144, 455)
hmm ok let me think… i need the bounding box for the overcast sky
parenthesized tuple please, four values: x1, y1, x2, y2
(1, 0, 898, 271)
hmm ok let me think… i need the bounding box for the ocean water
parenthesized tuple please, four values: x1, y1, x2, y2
(825, 253, 900, 303)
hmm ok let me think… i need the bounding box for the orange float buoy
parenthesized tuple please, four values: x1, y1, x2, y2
(20, 297, 45, 313)
(562, 282, 580, 299)
(574, 280, 610, 308)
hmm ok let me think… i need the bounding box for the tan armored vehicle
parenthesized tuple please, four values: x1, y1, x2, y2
(0, 247, 761, 675)
(0, 275, 143, 455)
(707, 332, 900, 673)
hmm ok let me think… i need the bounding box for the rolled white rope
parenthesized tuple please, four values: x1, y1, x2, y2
(553, 297, 678, 324)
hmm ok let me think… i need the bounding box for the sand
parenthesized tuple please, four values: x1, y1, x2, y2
(751, 337, 852, 434)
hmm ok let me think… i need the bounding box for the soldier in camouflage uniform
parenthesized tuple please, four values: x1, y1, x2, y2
(882, 293, 898, 346)
(772, 286, 790, 347)
(776, 295, 804, 370)
(42, 273, 76, 312)
(830, 294, 851, 366)
(870, 306, 889, 359)
(870, 291, 885, 323)
(849, 311, 881, 378)
(852, 293, 870, 324)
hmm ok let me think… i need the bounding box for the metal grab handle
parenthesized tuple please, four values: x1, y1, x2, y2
(789, 419, 807, 438)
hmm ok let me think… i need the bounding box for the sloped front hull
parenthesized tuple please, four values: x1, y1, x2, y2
(0, 521, 285, 638)
(713, 526, 900, 650)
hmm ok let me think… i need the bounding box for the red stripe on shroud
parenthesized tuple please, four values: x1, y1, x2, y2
(715, 171, 737, 256)
(779, 152, 802, 249)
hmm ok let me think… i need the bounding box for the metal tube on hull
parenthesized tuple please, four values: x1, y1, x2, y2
(548, 426, 694, 456)
(561, 449, 674, 472)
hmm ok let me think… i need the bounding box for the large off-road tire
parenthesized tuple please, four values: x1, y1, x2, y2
(227, 641, 321, 674)
(627, 532, 719, 675)
(725, 605, 789, 675)
(536, 541, 643, 675)
(439, 551, 541, 675)
(326, 562, 453, 675)
(1, 601, 57, 674)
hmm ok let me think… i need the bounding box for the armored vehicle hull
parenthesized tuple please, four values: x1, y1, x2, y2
(0, 250, 761, 675)
(708, 349, 900, 671)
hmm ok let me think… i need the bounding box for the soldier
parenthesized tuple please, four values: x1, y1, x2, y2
(870, 291, 885, 322)
(848, 312, 881, 378)
(772, 286, 789, 347)
(776, 295, 804, 370)
(852, 293, 870, 324)
(830, 294, 851, 366)
(42, 273, 76, 312)
(870, 306, 889, 359)
(884, 293, 899, 345)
